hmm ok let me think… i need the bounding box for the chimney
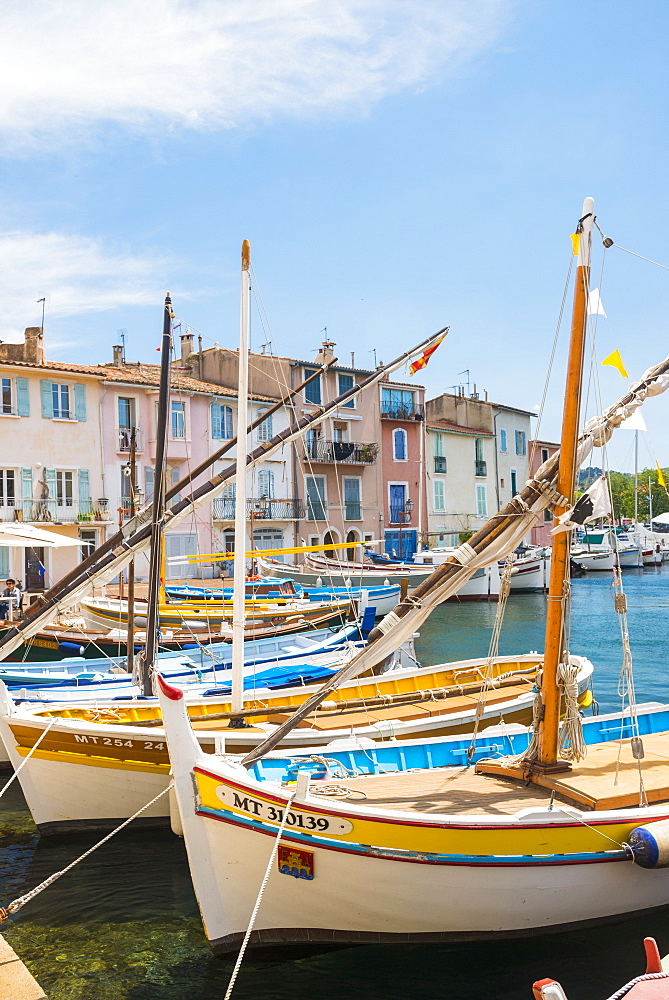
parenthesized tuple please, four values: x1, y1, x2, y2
(315, 340, 336, 364)
(112, 344, 124, 366)
(23, 328, 45, 365)
(180, 331, 194, 360)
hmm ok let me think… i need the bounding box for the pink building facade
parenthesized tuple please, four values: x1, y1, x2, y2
(529, 439, 559, 545)
(379, 379, 427, 560)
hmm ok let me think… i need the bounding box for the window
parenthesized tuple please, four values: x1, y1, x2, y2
(500, 429, 507, 453)
(118, 397, 135, 428)
(1, 379, 14, 415)
(145, 467, 155, 505)
(544, 509, 553, 522)
(305, 428, 321, 458)
(52, 383, 70, 419)
(0, 470, 15, 508)
(304, 368, 321, 405)
(393, 428, 407, 461)
(476, 484, 487, 518)
(475, 438, 486, 476)
(211, 403, 233, 440)
(541, 448, 549, 463)
(434, 433, 444, 457)
(56, 470, 73, 507)
(171, 401, 185, 438)
(257, 469, 274, 499)
(306, 476, 326, 520)
(80, 529, 96, 560)
(343, 477, 361, 520)
(433, 479, 446, 512)
(510, 469, 517, 495)
(41, 381, 84, 420)
(256, 407, 273, 442)
(515, 430, 527, 455)
(309, 536, 319, 548)
(389, 483, 406, 524)
(338, 372, 355, 408)
(381, 388, 415, 418)
(333, 422, 347, 443)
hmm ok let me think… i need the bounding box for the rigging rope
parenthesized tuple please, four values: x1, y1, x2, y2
(0, 716, 58, 800)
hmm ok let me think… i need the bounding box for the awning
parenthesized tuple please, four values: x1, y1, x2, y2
(0, 524, 83, 547)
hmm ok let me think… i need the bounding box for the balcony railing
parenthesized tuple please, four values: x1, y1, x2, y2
(475, 460, 487, 477)
(0, 500, 112, 524)
(344, 501, 362, 520)
(303, 440, 379, 465)
(117, 427, 144, 453)
(213, 498, 306, 521)
(434, 455, 447, 473)
(380, 404, 425, 421)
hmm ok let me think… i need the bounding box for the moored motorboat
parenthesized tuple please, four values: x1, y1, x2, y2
(259, 554, 433, 589)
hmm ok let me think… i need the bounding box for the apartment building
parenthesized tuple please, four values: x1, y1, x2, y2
(379, 379, 427, 560)
(188, 339, 386, 562)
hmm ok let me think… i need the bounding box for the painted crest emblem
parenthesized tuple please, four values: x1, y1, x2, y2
(278, 845, 315, 880)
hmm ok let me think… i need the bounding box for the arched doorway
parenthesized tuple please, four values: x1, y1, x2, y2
(345, 529, 360, 562)
(323, 529, 340, 559)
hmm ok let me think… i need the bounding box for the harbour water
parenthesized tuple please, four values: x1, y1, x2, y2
(2, 567, 669, 999)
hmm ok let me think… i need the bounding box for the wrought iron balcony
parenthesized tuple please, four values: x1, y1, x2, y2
(117, 427, 144, 453)
(475, 460, 487, 477)
(212, 498, 306, 521)
(380, 404, 425, 421)
(0, 500, 113, 524)
(434, 456, 447, 473)
(306, 499, 327, 522)
(303, 440, 379, 465)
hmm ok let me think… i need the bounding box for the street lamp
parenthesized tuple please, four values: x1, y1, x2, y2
(398, 496, 414, 562)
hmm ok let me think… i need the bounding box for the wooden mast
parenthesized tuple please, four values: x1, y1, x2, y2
(231, 240, 251, 717)
(534, 197, 594, 772)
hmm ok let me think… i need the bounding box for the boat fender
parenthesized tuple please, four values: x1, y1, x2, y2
(58, 641, 85, 656)
(626, 819, 669, 868)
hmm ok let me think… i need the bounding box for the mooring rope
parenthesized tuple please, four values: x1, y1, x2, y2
(0, 783, 172, 923)
(224, 790, 297, 1000)
(0, 716, 58, 800)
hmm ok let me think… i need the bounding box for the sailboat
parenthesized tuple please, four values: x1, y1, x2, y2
(158, 198, 669, 954)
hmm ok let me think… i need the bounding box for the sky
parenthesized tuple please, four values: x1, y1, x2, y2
(1, 0, 668, 472)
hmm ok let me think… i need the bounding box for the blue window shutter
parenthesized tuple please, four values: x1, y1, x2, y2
(40, 380, 53, 418)
(78, 469, 91, 514)
(45, 468, 57, 495)
(16, 378, 30, 417)
(211, 403, 222, 439)
(0, 547, 8, 578)
(74, 384, 86, 421)
(21, 468, 33, 500)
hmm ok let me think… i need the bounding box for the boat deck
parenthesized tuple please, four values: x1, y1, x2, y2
(479, 734, 669, 811)
(312, 766, 553, 815)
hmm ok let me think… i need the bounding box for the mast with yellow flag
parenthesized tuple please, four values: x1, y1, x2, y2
(534, 198, 595, 772)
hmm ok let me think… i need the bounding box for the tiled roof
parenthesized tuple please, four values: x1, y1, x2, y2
(427, 419, 494, 437)
(0, 358, 276, 402)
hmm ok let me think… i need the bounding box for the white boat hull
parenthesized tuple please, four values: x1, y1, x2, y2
(571, 548, 615, 571)
(508, 557, 550, 591)
(260, 557, 432, 590)
(185, 792, 669, 954)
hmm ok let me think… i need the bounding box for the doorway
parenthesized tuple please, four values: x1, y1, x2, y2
(345, 529, 359, 562)
(25, 547, 46, 591)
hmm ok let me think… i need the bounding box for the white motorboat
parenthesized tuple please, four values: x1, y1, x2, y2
(413, 548, 500, 599)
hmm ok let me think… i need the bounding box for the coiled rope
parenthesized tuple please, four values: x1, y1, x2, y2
(0, 783, 172, 923)
(224, 790, 296, 1000)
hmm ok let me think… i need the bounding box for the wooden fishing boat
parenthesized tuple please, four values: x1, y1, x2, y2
(78, 595, 352, 632)
(158, 200, 669, 955)
(166, 581, 402, 617)
(532, 937, 669, 999)
(0, 652, 593, 829)
(259, 554, 433, 589)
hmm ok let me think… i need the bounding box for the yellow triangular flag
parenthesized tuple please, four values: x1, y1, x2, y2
(657, 463, 666, 489)
(570, 232, 581, 256)
(601, 349, 628, 378)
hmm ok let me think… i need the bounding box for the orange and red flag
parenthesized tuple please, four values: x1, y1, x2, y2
(409, 334, 446, 376)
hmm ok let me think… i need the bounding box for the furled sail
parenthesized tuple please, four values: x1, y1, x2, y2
(0, 327, 449, 662)
(241, 356, 669, 765)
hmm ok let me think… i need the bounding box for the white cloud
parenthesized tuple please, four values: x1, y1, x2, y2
(0, 231, 172, 337)
(0, 0, 509, 146)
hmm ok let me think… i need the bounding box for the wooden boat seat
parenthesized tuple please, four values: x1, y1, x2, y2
(479, 735, 669, 811)
(320, 766, 553, 816)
